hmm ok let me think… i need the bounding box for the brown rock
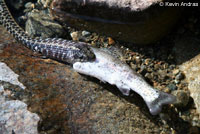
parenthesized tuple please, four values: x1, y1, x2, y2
(0, 26, 191, 134)
(108, 37, 115, 45)
(171, 90, 190, 107)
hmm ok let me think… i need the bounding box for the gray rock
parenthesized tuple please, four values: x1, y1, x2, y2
(26, 10, 65, 38)
(0, 62, 26, 89)
(0, 85, 40, 134)
(82, 30, 91, 37)
(167, 83, 177, 91)
(25, 2, 34, 9)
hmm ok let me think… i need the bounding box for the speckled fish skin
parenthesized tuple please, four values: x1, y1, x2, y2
(0, 0, 95, 64)
(73, 47, 176, 115)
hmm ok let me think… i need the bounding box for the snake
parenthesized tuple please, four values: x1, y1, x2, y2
(0, 0, 95, 64)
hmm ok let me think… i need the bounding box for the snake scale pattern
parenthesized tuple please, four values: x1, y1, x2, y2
(0, 0, 95, 64)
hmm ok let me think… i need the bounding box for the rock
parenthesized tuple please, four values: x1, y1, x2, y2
(107, 37, 115, 45)
(25, 9, 65, 38)
(38, 0, 53, 8)
(172, 90, 190, 107)
(180, 54, 200, 119)
(82, 30, 91, 37)
(0, 23, 15, 54)
(167, 83, 177, 91)
(0, 62, 26, 89)
(175, 72, 184, 81)
(50, 0, 182, 45)
(70, 31, 79, 41)
(24, 2, 34, 9)
(0, 85, 40, 134)
(173, 69, 180, 75)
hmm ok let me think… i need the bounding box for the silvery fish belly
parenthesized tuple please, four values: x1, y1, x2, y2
(73, 47, 176, 115)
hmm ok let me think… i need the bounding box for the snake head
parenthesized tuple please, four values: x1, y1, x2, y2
(72, 42, 96, 63)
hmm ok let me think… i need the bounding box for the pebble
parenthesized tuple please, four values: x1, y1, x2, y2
(173, 69, 179, 75)
(108, 37, 115, 45)
(140, 65, 147, 73)
(130, 63, 137, 70)
(145, 73, 153, 79)
(154, 64, 160, 70)
(172, 90, 190, 107)
(82, 30, 91, 37)
(174, 79, 180, 84)
(144, 58, 151, 65)
(167, 83, 177, 91)
(169, 64, 176, 70)
(25, 2, 34, 9)
(70, 31, 79, 41)
(135, 56, 141, 64)
(175, 72, 184, 80)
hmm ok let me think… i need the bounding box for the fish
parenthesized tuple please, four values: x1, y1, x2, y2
(73, 47, 176, 115)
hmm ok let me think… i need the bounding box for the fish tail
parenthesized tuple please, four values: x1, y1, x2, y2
(145, 90, 176, 115)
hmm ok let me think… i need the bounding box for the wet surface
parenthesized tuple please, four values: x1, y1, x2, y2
(0, 26, 192, 134)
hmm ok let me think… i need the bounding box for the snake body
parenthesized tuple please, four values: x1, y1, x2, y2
(0, 0, 95, 64)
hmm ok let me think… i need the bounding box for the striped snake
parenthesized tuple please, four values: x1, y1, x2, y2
(0, 0, 95, 64)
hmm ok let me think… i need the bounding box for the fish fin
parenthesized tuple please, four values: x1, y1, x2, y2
(146, 90, 176, 115)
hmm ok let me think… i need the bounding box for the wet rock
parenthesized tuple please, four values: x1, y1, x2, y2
(50, 0, 182, 45)
(179, 54, 200, 124)
(25, 9, 65, 38)
(172, 90, 190, 107)
(0, 25, 190, 134)
(0, 25, 15, 54)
